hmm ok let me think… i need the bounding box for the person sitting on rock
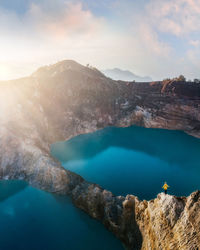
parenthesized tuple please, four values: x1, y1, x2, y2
(162, 182, 169, 194)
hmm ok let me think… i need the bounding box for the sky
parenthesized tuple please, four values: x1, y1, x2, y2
(0, 0, 200, 80)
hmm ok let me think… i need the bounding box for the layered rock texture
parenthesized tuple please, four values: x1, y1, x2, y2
(0, 60, 200, 249)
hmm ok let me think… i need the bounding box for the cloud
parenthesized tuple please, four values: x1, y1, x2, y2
(187, 48, 200, 67)
(0, 1, 106, 45)
(0, 0, 200, 81)
(137, 23, 171, 57)
(125, 0, 200, 79)
(146, 0, 200, 36)
(0, 1, 108, 79)
(25, 2, 105, 40)
(0, 0, 172, 80)
(189, 40, 200, 47)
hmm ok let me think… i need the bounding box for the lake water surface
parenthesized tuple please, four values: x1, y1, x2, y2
(0, 180, 123, 250)
(1, 126, 200, 250)
(51, 126, 200, 200)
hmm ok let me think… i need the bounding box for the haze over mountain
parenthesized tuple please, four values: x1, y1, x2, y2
(102, 68, 152, 82)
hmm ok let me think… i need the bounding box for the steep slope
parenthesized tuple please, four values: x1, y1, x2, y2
(0, 60, 200, 249)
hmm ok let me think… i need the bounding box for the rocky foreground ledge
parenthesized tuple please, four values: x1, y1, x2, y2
(0, 60, 200, 249)
(72, 183, 200, 249)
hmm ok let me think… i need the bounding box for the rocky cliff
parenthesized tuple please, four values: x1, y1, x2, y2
(0, 60, 200, 249)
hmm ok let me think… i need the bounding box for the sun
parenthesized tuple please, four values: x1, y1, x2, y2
(0, 63, 13, 81)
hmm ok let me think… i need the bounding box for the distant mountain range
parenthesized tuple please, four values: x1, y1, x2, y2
(102, 68, 152, 82)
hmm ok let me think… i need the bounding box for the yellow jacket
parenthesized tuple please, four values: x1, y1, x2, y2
(162, 183, 169, 190)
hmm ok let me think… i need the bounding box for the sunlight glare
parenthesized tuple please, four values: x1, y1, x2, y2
(0, 64, 12, 81)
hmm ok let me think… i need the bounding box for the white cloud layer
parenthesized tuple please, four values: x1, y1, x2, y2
(0, 1, 109, 79)
(0, 0, 200, 80)
(146, 0, 200, 36)
(143, 0, 200, 79)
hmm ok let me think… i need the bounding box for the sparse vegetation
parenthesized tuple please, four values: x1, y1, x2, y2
(162, 75, 186, 83)
(194, 79, 200, 83)
(177, 75, 186, 81)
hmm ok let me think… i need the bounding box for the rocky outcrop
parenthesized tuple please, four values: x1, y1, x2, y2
(0, 60, 200, 249)
(135, 192, 200, 249)
(71, 183, 200, 249)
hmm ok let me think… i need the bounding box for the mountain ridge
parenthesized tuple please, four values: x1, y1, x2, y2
(32, 60, 105, 79)
(102, 68, 152, 82)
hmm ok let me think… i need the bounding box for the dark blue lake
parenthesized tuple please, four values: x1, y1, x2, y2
(51, 126, 200, 200)
(0, 180, 122, 250)
(1, 126, 200, 250)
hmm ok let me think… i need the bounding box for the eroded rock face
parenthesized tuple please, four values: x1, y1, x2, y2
(136, 192, 200, 249)
(71, 182, 200, 249)
(0, 60, 200, 249)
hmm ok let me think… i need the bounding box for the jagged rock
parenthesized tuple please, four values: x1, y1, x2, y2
(0, 60, 200, 249)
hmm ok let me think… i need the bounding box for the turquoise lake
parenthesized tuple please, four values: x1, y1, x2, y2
(1, 126, 200, 250)
(0, 180, 122, 250)
(51, 126, 200, 200)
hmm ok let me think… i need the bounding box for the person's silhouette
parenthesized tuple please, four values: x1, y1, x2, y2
(162, 182, 169, 194)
